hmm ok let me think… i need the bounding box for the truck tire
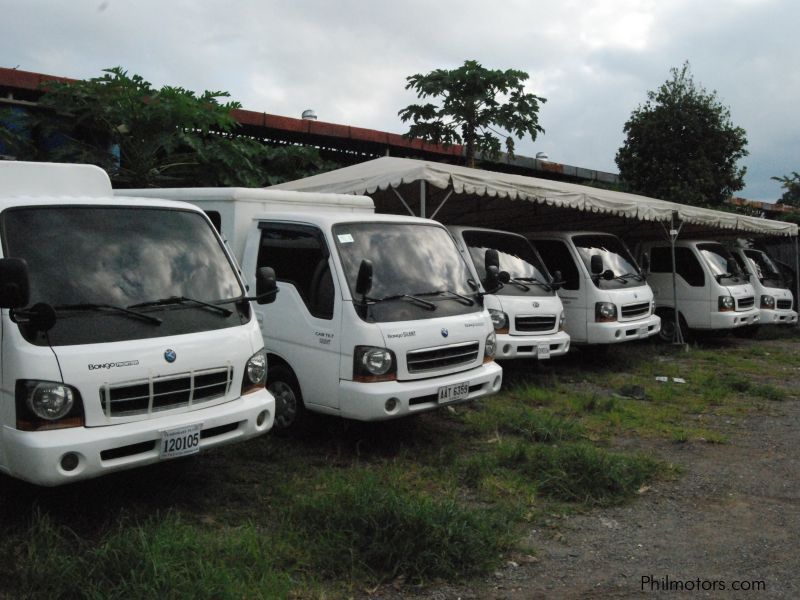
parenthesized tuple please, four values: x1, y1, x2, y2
(267, 365, 305, 432)
(657, 309, 688, 343)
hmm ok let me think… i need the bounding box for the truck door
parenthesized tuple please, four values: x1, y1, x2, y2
(255, 223, 342, 412)
(534, 239, 587, 342)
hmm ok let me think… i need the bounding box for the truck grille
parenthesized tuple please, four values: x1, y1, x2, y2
(737, 297, 754, 310)
(777, 299, 792, 310)
(621, 301, 650, 319)
(406, 341, 479, 374)
(100, 366, 233, 417)
(515, 315, 556, 332)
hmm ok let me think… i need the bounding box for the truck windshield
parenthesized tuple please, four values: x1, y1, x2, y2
(2, 206, 246, 345)
(333, 222, 479, 322)
(698, 243, 747, 286)
(573, 234, 644, 289)
(743, 249, 786, 288)
(462, 229, 552, 296)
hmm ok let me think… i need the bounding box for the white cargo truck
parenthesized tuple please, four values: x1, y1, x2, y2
(0, 161, 276, 486)
(115, 187, 503, 430)
(729, 242, 797, 328)
(447, 226, 570, 361)
(639, 239, 761, 339)
(527, 232, 661, 345)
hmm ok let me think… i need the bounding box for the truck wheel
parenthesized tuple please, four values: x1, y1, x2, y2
(267, 365, 305, 432)
(657, 309, 688, 343)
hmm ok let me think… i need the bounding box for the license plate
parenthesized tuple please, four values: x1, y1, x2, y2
(160, 423, 202, 459)
(438, 381, 470, 403)
(638, 327, 648, 336)
(537, 344, 551, 359)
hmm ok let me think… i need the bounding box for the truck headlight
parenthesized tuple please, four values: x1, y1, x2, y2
(760, 295, 775, 309)
(595, 302, 617, 322)
(488, 309, 509, 333)
(242, 348, 267, 395)
(718, 295, 735, 312)
(354, 346, 397, 382)
(484, 331, 497, 360)
(16, 380, 84, 431)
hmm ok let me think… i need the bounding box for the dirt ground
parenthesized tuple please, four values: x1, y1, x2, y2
(375, 344, 800, 599)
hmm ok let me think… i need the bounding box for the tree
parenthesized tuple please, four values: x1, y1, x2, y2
(615, 62, 748, 206)
(398, 60, 546, 167)
(772, 172, 800, 207)
(17, 67, 323, 187)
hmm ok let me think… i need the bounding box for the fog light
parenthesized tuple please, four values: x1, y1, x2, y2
(615, 330, 621, 338)
(493, 376, 502, 391)
(502, 344, 511, 354)
(385, 397, 399, 413)
(60, 452, 79, 472)
(256, 410, 268, 427)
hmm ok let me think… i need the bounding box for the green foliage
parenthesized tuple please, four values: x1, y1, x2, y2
(615, 62, 748, 206)
(772, 171, 800, 207)
(399, 59, 546, 166)
(22, 67, 324, 187)
(288, 471, 512, 583)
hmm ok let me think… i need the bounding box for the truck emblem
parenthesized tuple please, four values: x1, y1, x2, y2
(532, 301, 540, 308)
(441, 328, 449, 338)
(164, 349, 177, 363)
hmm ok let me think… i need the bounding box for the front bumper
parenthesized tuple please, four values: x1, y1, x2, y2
(758, 308, 798, 326)
(708, 309, 761, 330)
(1, 389, 274, 486)
(585, 314, 661, 345)
(338, 361, 503, 421)
(495, 330, 571, 360)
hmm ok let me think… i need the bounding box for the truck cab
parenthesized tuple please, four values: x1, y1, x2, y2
(0, 162, 275, 486)
(729, 243, 797, 327)
(115, 188, 503, 430)
(639, 239, 761, 339)
(527, 232, 660, 345)
(447, 226, 570, 361)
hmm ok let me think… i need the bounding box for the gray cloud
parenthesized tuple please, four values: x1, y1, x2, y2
(1, 0, 796, 200)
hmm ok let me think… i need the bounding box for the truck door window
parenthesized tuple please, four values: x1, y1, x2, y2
(650, 247, 705, 287)
(257, 224, 334, 320)
(532, 240, 579, 290)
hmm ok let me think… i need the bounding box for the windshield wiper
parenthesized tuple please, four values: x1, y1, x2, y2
(369, 294, 437, 311)
(615, 272, 642, 283)
(128, 295, 232, 316)
(54, 303, 162, 325)
(413, 289, 476, 306)
(511, 277, 553, 291)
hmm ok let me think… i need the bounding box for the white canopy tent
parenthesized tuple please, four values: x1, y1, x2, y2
(272, 156, 797, 240)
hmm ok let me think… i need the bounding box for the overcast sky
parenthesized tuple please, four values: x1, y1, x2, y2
(2, 0, 797, 201)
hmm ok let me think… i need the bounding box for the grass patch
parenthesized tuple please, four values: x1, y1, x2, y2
(287, 471, 513, 583)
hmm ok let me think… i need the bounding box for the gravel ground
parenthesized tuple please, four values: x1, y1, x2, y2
(371, 362, 800, 599)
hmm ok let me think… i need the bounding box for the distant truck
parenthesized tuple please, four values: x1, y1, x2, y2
(527, 232, 661, 345)
(0, 161, 276, 486)
(115, 187, 503, 430)
(447, 226, 570, 361)
(639, 239, 760, 340)
(728, 241, 797, 328)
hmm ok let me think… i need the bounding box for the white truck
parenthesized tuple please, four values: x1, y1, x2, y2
(447, 226, 570, 361)
(729, 242, 797, 328)
(527, 232, 661, 345)
(0, 161, 276, 486)
(115, 187, 503, 430)
(638, 239, 761, 340)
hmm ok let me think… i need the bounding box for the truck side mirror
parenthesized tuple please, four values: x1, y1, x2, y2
(255, 267, 278, 305)
(0, 258, 30, 308)
(551, 269, 564, 291)
(485, 248, 500, 272)
(355, 259, 373, 296)
(590, 254, 603, 275)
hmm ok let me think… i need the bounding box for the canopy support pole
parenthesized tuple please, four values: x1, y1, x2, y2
(429, 189, 454, 220)
(391, 188, 415, 217)
(795, 235, 799, 327)
(420, 180, 426, 218)
(662, 212, 686, 345)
